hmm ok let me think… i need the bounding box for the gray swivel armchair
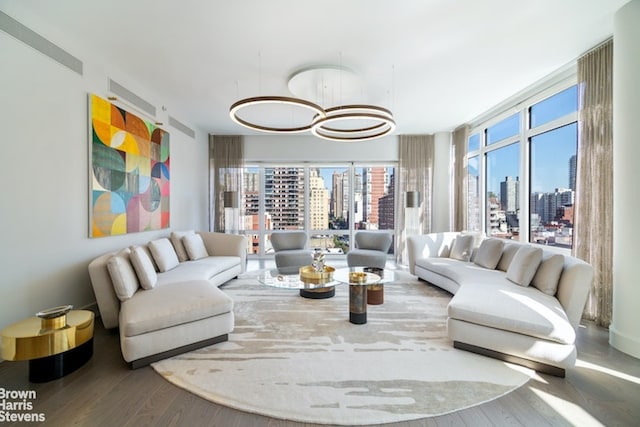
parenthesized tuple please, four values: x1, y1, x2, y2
(347, 231, 392, 269)
(270, 231, 312, 274)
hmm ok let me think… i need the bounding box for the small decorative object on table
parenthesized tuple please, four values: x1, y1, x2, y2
(312, 248, 325, 272)
(300, 250, 335, 299)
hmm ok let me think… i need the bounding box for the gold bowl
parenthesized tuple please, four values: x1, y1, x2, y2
(349, 271, 368, 283)
(300, 265, 335, 284)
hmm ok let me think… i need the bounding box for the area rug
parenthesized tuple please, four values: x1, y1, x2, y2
(152, 272, 533, 425)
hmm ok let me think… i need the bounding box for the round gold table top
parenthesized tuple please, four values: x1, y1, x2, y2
(0, 310, 94, 361)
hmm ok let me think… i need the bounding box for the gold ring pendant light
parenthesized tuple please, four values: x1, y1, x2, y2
(229, 66, 395, 141)
(311, 105, 396, 142)
(229, 96, 325, 133)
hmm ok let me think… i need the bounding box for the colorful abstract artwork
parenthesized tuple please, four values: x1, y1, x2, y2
(89, 94, 170, 237)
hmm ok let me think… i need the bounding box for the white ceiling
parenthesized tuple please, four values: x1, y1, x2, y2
(2, 0, 630, 135)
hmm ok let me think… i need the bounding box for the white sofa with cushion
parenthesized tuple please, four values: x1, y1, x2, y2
(407, 232, 593, 376)
(88, 231, 246, 368)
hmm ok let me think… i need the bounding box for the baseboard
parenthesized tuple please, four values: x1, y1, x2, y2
(130, 334, 229, 369)
(453, 341, 566, 377)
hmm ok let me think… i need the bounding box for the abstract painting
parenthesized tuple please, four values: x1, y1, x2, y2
(89, 94, 170, 237)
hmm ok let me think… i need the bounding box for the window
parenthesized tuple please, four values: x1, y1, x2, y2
(467, 155, 481, 231)
(486, 143, 520, 240)
(467, 80, 578, 250)
(529, 123, 577, 248)
(238, 163, 396, 256)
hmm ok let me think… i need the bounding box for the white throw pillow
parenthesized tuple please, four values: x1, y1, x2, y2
(473, 238, 505, 269)
(183, 233, 209, 260)
(142, 245, 159, 272)
(170, 230, 195, 262)
(506, 246, 543, 287)
(496, 243, 520, 272)
(129, 245, 158, 290)
(449, 235, 473, 262)
(531, 253, 565, 295)
(148, 238, 180, 272)
(106, 249, 139, 301)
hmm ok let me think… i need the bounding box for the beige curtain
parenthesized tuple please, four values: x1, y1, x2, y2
(452, 125, 469, 231)
(209, 135, 244, 232)
(574, 39, 613, 327)
(397, 134, 434, 264)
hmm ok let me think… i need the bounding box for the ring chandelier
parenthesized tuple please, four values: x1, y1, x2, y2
(229, 66, 395, 141)
(230, 98, 395, 141)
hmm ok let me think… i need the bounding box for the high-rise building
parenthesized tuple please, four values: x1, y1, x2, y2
(532, 188, 575, 223)
(331, 170, 348, 220)
(500, 176, 519, 213)
(378, 173, 395, 230)
(309, 168, 329, 230)
(362, 167, 389, 229)
(569, 154, 577, 191)
(264, 167, 305, 230)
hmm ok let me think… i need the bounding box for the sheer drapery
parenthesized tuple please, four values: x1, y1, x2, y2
(397, 134, 434, 264)
(209, 135, 244, 232)
(452, 125, 469, 231)
(574, 39, 613, 326)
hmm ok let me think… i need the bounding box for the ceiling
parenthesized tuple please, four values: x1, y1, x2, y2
(2, 0, 629, 136)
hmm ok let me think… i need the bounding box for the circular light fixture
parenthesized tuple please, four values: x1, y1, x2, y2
(311, 105, 396, 142)
(229, 96, 325, 133)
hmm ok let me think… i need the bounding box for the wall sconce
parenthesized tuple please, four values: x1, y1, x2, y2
(405, 191, 421, 237)
(223, 191, 239, 233)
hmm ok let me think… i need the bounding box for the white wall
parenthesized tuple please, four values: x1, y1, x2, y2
(611, 0, 640, 359)
(0, 21, 209, 330)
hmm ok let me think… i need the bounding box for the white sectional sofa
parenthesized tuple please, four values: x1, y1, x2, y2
(88, 231, 246, 368)
(407, 232, 593, 376)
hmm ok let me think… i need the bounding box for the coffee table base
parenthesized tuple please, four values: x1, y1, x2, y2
(299, 288, 335, 299)
(28, 337, 94, 383)
(349, 312, 367, 324)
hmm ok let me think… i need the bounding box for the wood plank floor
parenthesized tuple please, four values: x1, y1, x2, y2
(2, 286, 639, 426)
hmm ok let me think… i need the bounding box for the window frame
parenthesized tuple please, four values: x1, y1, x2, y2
(467, 75, 578, 252)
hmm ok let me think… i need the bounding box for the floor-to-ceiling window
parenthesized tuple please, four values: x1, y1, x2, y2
(238, 163, 396, 257)
(466, 79, 578, 249)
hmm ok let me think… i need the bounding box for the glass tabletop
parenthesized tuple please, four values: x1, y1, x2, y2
(255, 268, 342, 290)
(333, 267, 396, 285)
(255, 266, 396, 289)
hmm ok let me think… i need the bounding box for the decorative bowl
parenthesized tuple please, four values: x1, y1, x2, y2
(349, 271, 368, 283)
(300, 265, 335, 284)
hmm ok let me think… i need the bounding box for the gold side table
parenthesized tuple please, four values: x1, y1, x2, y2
(0, 306, 94, 382)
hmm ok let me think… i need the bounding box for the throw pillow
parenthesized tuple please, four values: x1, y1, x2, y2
(473, 238, 505, 269)
(531, 253, 565, 295)
(106, 249, 139, 301)
(449, 235, 474, 262)
(129, 245, 158, 290)
(142, 245, 159, 272)
(183, 233, 209, 261)
(148, 238, 180, 272)
(506, 246, 543, 287)
(496, 243, 520, 272)
(170, 230, 195, 262)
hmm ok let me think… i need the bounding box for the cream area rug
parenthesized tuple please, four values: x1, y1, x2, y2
(152, 272, 533, 425)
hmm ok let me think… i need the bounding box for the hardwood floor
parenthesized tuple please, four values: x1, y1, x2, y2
(1, 278, 639, 426)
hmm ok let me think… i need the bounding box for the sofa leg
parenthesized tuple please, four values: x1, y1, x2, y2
(129, 334, 229, 369)
(453, 341, 566, 377)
